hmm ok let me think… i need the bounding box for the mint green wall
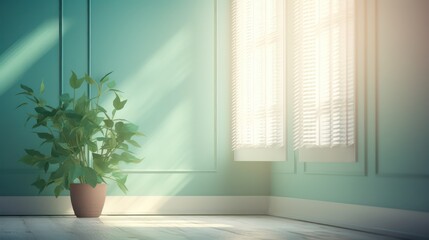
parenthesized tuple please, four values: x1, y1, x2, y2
(0, 0, 271, 196)
(271, 0, 429, 212)
(2, 0, 427, 214)
(0, 0, 61, 194)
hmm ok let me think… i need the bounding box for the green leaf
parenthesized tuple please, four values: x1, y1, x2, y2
(121, 122, 139, 132)
(112, 171, 126, 179)
(37, 97, 46, 107)
(20, 84, 34, 94)
(84, 74, 96, 85)
(68, 163, 84, 183)
(121, 152, 142, 163)
(36, 160, 48, 171)
(45, 105, 56, 110)
(50, 146, 59, 157)
(35, 107, 50, 115)
(32, 178, 46, 193)
(110, 153, 121, 165)
(100, 71, 113, 83)
(116, 179, 128, 193)
(119, 143, 129, 151)
(113, 94, 121, 110)
(92, 153, 103, 161)
(36, 132, 54, 140)
(126, 139, 141, 148)
(64, 111, 83, 121)
(108, 88, 123, 93)
(75, 94, 88, 114)
(110, 152, 141, 164)
(115, 122, 139, 141)
(54, 185, 64, 198)
(96, 104, 107, 113)
(69, 71, 84, 89)
(103, 119, 114, 128)
(50, 166, 65, 179)
(113, 93, 127, 110)
(57, 142, 70, 151)
(51, 143, 69, 157)
(40, 81, 45, 94)
(25, 149, 45, 158)
(83, 167, 98, 187)
(16, 102, 28, 109)
(87, 140, 98, 152)
(20, 155, 39, 166)
(47, 156, 65, 164)
(113, 173, 128, 193)
(32, 121, 47, 129)
(101, 136, 117, 150)
(44, 162, 49, 173)
(16, 91, 32, 96)
(119, 99, 127, 110)
(24, 115, 34, 126)
(93, 153, 113, 175)
(60, 93, 71, 103)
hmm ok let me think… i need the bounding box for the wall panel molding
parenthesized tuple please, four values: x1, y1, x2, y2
(373, 0, 429, 178)
(59, 0, 64, 95)
(118, 0, 219, 173)
(7, 0, 220, 174)
(0, 0, 65, 175)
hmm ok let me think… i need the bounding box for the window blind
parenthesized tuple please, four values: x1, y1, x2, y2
(292, 0, 355, 150)
(231, 0, 286, 151)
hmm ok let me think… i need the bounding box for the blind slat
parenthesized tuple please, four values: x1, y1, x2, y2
(293, 0, 355, 150)
(232, 0, 286, 150)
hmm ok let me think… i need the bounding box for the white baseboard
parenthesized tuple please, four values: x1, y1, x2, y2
(0, 196, 268, 215)
(269, 197, 429, 240)
(1, 196, 428, 239)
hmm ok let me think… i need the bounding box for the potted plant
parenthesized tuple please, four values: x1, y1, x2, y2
(17, 72, 143, 217)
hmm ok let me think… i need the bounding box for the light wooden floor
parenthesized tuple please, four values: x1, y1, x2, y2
(0, 215, 401, 240)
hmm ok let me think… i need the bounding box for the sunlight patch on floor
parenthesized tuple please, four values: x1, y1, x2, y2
(100, 218, 231, 228)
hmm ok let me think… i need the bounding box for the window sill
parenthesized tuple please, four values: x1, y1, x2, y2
(298, 145, 355, 162)
(234, 147, 286, 161)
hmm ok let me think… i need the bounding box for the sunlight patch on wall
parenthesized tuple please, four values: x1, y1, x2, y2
(0, 19, 69, 95)
(99, 27, 194, 171)
(102, 27, 192, 122)
(105, 175, 194, 209)
(133, 99, 193, 170)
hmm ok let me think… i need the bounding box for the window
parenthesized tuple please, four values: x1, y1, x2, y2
(231, 0, 356, 162)
(292, 0, 356, 162)
(231, 0, 286, 161)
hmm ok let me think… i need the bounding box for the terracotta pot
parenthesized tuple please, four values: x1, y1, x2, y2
(70, 183, 106, 218)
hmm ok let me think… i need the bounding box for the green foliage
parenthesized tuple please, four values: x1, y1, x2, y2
(17, 72, 143, 197)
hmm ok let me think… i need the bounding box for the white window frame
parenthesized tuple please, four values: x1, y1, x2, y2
(292, 0, 357, 162)
(231, 0, 287, 161)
